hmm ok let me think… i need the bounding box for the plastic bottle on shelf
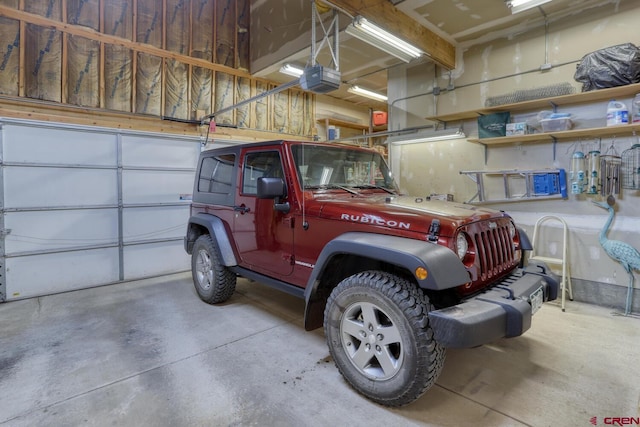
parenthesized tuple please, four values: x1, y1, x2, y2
(632, 93, 640, 123)
(606, 99, 629, 126)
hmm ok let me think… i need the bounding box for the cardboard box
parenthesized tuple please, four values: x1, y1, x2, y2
(506, 122, 532, 136)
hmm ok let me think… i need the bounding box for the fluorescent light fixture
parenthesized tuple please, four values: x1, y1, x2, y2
(348, 85, 388, 102)
(279, 63, 304, 77)
(506, 0, 553, 14)
(345, 16, 424, 63)
(389, 129, 466, 145)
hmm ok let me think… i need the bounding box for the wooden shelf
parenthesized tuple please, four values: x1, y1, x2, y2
(427, 82, 640, 123)
(318, 118, 369, 131)
(468, 123, 640, 145)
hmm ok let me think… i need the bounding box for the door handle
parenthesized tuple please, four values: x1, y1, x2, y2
(233, 205, 250, 213)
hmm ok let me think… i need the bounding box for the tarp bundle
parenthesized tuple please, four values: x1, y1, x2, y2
(574, 43, 640, 92)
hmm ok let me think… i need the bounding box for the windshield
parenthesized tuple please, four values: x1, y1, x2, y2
(291, 145, 398, 192)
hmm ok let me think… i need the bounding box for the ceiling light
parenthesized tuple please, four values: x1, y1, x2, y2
(348, 85, 388, 102)
(279, 63, 304, 78)
(389, 129, 466, 145)
(506, 0, 553, 14)
(345, 16, 424, 63)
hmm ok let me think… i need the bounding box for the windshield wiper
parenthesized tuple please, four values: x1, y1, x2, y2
(325, 184, 360, 195)
(353, 184, 396, 194)
(304, 184, 360, 195)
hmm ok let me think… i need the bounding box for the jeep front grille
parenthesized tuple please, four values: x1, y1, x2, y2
(473, 223, 515, 281)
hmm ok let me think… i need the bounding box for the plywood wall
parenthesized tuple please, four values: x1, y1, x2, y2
(0, 0, 314, 137)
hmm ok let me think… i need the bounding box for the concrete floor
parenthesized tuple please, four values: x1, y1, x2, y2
(1, 273, 639, 427)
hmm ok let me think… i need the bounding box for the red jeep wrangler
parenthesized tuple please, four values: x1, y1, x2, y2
(184, 140, 558, 406)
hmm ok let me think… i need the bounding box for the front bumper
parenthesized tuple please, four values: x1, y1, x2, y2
(428, 262, 559, 348)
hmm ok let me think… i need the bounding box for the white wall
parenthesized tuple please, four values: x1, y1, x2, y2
(387, 1, 640, 312)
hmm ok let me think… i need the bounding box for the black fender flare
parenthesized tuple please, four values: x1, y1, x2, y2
(517, 226, 533, 251)
(303, 232, 470, 330)
(185, 213, 237, 267)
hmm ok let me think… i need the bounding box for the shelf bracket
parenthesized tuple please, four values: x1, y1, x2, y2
(552, 136, 557, 161)
(549, 101, 558, 113)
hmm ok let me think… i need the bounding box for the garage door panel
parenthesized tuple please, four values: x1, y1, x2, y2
(123, 241, 190, 280)
(123, 205, 189, 243)
(0, 119, 200, 301)
(5, 249, 120, 300)
(4, 209, 119, 254)
(3, 167, 117, 208)
(122, 170, 194, 204)
(3, 124, 117, 166)
(121, 135, 200, 168)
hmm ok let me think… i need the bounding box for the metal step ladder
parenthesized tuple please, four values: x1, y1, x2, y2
(460, 169, 567, 204)
(529, 215, 573, 311)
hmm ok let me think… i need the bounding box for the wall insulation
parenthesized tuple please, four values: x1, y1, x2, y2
(165, 0, 189, 120)
(191, 0, 214, 117)
(67, 0, 99, 107)
(104, 0, 133, 112)
(0, 0, 19, 96)
(24, 1, 62, 102)
(0, 0, 314, 137)
(213, 0, 235, 126)
(255, 80, 269, 130)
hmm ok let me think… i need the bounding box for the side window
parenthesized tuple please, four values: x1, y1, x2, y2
(242, 151, 284, 195)
(197, 153, 236, 198)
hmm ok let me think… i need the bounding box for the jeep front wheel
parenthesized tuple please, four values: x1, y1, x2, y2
(323, 271, 445, 406)
(191, 235, 236, 304)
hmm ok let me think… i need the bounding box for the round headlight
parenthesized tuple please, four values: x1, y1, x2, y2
(456, 233, 468, 259)
(508, 222, 516, 239)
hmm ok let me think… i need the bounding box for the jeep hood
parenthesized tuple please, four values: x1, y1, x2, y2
(313, 194, 509, 236)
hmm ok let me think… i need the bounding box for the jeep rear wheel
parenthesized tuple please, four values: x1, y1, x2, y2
(323, 271, 445, 407)
(191, 235, 236, 304)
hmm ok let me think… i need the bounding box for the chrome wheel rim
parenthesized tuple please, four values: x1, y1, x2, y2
(340, 301, 404, 380)
(195, 249, 213, 290)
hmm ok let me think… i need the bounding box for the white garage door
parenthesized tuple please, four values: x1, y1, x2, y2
(0, 118, 202, 301)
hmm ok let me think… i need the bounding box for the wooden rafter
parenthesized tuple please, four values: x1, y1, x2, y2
(325, 0, 455, 69)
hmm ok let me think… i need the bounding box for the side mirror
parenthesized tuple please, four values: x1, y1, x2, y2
(257, 177, 286, 199)
(257, 177, 290, 213)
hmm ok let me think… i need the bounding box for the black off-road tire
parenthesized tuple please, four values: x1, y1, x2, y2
(323, 270, 445, 407)
(191, 235, 236, 304)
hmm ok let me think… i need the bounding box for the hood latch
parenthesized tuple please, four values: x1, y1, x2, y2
(427, 219, 440, 242)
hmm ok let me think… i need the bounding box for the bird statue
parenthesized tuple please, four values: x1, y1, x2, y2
(592, 195, 640, 315)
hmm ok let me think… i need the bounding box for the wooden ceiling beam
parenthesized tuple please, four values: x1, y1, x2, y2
(325, 0, 456, 69)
